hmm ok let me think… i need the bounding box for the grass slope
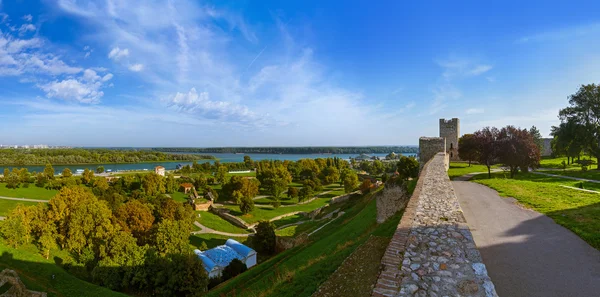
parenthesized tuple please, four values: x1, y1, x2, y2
(447, 162, 496, 180)
(472, 173, 600, 249)
(0, 183, 57, 200)
(0, 200, 41, 217)
(0, 242, 128, 297)
(207, 189, 402, 297)
(196, 211, 250, 234)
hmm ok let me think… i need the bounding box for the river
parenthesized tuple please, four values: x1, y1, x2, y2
(0, 152, 417, 174)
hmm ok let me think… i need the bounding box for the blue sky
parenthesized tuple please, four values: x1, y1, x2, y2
(1, 0, 600, 147)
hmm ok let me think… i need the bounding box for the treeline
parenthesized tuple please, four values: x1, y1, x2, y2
(0, 148, 214, 165)
(458, 126, 541, 178)
(153, 146, 419, 154)
(550, 83, 600, 169)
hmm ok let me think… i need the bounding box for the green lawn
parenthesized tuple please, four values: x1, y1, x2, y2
(272, 214, 307, 228)
(0, 200, 41, 216)
(472, 173, 600, 249)
(189, 234, 252, 250)
(196, 211, 250, 234)
(539, 156, 596, 169)
(539, 169, 600, 182)
(447, 162, 497, 180)
(0, 183, 57, 200)
(170, 191, 190, 202)
(207, 188, 402, 297)
(275, 220, 325, 237)
(221, 196, 333, 225)
(0, 242, 128, 297)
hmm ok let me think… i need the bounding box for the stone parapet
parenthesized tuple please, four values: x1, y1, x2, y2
(372, 153, 497, 297)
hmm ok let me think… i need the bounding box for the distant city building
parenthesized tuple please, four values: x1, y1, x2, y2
(195, 239, 257, 278)
(155, 166, 165, 176)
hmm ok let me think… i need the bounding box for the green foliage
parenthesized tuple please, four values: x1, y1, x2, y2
(141, 173, 166, 196)
(239, 195, 255, 214)
(287, 186, 299, 199)
(153, 219, 192, 256)
(298, 186, 313, 203)
(253, 221, 276, 255)
(341, 169, 359, 193)
(222, 258, 247, 281)
(396, 156, 419, 180)
(458, 134, 479, 165)
(216, 165, 228, 184)
(43, 164, 55, 180)
(62, 168, 73, 178)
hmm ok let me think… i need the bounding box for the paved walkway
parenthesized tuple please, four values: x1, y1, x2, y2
(452, 181, 600, 297)
(191, 221, 252, 237)
(532, 171, 600, 183)
(0, 196, 48, 203)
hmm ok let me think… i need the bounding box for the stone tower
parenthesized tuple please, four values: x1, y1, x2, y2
(439, 118, 460, 161)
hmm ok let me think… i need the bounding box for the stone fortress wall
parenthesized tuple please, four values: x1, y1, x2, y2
(371, 153, 498, 297)
(439, 118, 460, 161)
(419, 137, 445, 168)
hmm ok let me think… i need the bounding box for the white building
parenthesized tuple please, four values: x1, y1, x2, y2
(154, 166, 165, 176)
(194, 239, 257, 278)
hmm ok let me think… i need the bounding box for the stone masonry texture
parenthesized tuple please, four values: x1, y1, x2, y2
(372, 153, 498, 297)
(419, 137, 445, 168)
(439, 118, 460, 161)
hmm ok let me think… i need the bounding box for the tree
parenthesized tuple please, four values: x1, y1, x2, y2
(2, 168, 8, 181)
(165, 174, 177, 194)
(66, 198, 116, 257)
(551, 119, 586, 164)
(46, 186, 96, 248)
(44, 164, 55, 180)
(298, 186, 313, 203)
(93, 177, 110, 193)
(0, 204, 36, 247)
(216, 165, 228, 184)
(474, 127, 500, 178)
(287, 186, 299, 199)
(342, 169, 359, 193)
(497, 126, 541, 177)
(96, 166, 105, 174)
(115, 200, 155, 243)
(370, 160, 384, 175)
(319, 166, 340, 185)
(35, 172, 47, 187)
(152, 219, 192, 256)
(458, 134, 479, 166)
(253, 221, 276, 254)
(243, 155, 254, 169)
(359, 179, 372, 193)
(396, 156, 419, 180)
(62, 168, 73, 178)
(239, 195, 254, 214)
(232, 190, 244, 205)
(81, 168, 95, 185)
(5, 170, 20, 189)
(529, 126, 544, 154)
(222, 259, 247, 281)
(142, 173, 166, 196)
(559, 83, 600, 169)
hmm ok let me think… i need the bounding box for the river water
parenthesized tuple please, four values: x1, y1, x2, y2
(0, 152, 417, 174)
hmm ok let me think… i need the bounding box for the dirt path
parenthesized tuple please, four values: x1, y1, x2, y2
(0, 196, 48, 203)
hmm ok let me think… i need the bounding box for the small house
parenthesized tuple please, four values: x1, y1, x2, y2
(155, 166, 165, 176)
(194, 239, 257, 278)
(180, 183, 194, 194)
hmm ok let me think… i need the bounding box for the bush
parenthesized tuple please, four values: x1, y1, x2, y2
(239, 196, 254, 214)
(359, 179, 372, 194)
(253, 221, 276, 254)
(221, 258, 247, 281)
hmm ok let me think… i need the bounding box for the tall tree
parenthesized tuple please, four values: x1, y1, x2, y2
(142, 173, 166, 196)
(342, 169, 359, 193)
(44, 164, 55, 180)
(474, 127, 500, 178)
(458, 134, 479, 166)
(559, 83, 600, 169)
(115, 200, 155, 244)
(253, 221, 276, 254)
(96, 166, 105, 174)
(152, 219, 192, 256)
(216, 165, 228, 184)
(529, 126, 544, 154)
(396, 156, 419, 180)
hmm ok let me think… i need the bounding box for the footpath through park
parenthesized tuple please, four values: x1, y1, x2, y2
(453, 180, 600, 297)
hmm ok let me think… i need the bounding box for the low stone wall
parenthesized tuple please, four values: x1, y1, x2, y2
(372, 153, 498, 297)
(211, 208, 251, 229)
(276, 233, 308, 252)
(330, 191, 360, 204)
(376, 185, 409, 224)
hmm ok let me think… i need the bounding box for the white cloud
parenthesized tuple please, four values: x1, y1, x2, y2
(41, 79, 104, 103)
(22, 15, 33, 22)
(101, 73, 113, 82)
(437, 58, 493, 78)
(18, 24, 36, 34)
(26, 55, 82, 75)
(108, 47, 129, 60)
(465, 108, 485, 115)
(128, 63, 144, 72)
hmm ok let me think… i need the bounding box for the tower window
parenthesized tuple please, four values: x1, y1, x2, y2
(450, 143, 453, 149)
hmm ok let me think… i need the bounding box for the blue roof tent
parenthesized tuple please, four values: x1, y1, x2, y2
(226, 239, 256, 258)
(194, 249, 217, 273)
